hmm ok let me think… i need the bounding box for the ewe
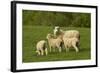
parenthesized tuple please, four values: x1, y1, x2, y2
(36, 40, 48, 56)
(63, 30, 80, 40)
(54, 26, 80, 40)
(46, 33, 62, 53)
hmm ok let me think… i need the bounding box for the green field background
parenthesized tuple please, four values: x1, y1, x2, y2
(22, 10, 91, 63)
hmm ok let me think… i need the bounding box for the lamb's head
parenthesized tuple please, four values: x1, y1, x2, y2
(46, 33, 54, 39)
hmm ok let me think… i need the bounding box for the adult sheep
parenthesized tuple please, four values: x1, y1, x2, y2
(46, 33, 62, 53)
(63, 30, 80, 40)
(53, 26, 64, 40)
(54, 26, 80, 40)
(36, 40, 48, 56)
(63, 37, 79, 52)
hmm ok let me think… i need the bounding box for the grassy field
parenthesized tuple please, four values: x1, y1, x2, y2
(22, 25, 91, 63)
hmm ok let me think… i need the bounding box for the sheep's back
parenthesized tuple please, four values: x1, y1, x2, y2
(63, 30, 80, 38)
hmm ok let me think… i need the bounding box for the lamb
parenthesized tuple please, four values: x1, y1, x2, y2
(63, 37, 79, 52)
(36, 40, 48, 56)
(46, 33, 62, 53)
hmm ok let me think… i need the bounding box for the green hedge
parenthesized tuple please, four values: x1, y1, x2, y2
(23, 10, 91, 28)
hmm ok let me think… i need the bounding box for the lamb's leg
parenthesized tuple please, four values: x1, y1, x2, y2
(57, 43, 62, 53)
(58, 46, 61, 53)
(65, 45, 69, 52)
(64, 43, 69, 52)
(53, 48, 56, 52)
(36, 50, 41, 55)
(41, 50, 44, 56)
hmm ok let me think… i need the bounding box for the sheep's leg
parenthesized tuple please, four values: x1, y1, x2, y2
(53, 48, 56, 52)
(45, 48, 48, 55)
(66, 48, 69, 52)
(76, 42, 80, 51)
(58, 47, 62, 53)
(64, 43, 69, 52)
(36, 50, 41, 55)
(73, 45, 79, 52)
(57, 45, 62, 53)
(56, 44, 62, 52)
(41, 50, 44, 56)
(65, 46, 69, 52)
(63, 42, 66, 50)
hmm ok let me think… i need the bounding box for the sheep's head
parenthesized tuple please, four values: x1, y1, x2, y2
(55, 26, 60, 31)
(46, 33, 53, 39)
(54, 26, 61, 36)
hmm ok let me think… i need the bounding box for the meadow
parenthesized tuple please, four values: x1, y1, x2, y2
(22, 25, 91, 63)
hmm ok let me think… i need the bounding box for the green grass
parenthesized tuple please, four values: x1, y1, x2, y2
(22, 25, 91, 63)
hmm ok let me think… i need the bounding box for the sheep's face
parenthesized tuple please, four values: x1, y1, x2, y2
(46, 34, 53, 39)
(54, 26, 60, 36)
(55, 26, 60, 31)
(46, 34, 51, 39)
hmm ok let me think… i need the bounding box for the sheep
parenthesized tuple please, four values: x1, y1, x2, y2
(53, 26, 65, 40)
(54, 26, 80, 40)
(46, 33, 62, 53)
(63, 37, 79, 52)
(36, 40, 48, 56)
(63, 30, 80, 40)
(54, 26, 60, 37)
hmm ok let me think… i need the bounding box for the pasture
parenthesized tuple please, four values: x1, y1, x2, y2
(22, 25, 91, 63)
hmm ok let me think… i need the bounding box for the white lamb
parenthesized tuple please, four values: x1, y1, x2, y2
(63, 37, 79, 52)
(36, 40, 48, 56)
(46, 33, 62, 53)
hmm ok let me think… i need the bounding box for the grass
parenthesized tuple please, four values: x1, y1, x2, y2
(22, 25, 91, 63)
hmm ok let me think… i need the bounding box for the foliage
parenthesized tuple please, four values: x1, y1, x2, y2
(23, 10, 91, 28)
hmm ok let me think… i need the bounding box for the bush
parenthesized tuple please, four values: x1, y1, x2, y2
(23, 10, 91, 28)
